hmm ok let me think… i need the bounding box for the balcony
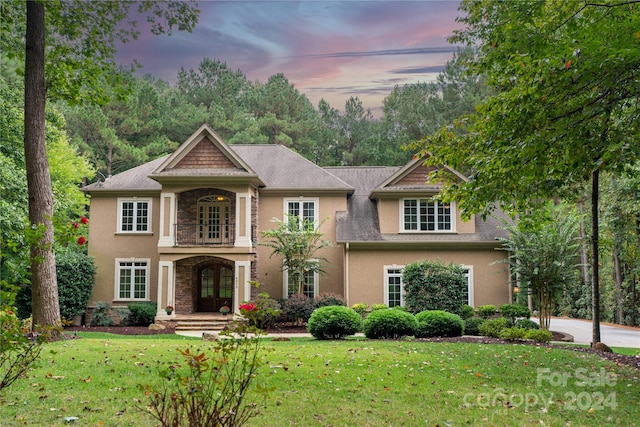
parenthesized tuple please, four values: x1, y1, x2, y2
(175, 223, 235, 246)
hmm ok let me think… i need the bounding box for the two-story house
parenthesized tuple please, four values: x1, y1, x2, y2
(82, 124, 511, 320)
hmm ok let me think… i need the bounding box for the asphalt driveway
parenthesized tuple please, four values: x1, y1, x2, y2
(542, 317, 640, 348)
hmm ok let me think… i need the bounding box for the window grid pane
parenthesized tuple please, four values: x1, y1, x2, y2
(118, 261, 147, 299)
(404, 199, 451, 231)
(387, 268, 403, 307)
(121, 202, 134, 231)
(136, 202, 149, 231)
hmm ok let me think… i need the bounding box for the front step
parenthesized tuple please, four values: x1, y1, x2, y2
(175, 317, 234, 331)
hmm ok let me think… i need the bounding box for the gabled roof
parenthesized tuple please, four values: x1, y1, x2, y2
(82, 156, 166, 192)
(370, 156, 467, 198)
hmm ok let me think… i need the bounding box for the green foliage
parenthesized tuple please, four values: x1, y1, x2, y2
(499, 327, 527, 342)
(403, 260, 466, 315)
(478, 318, 509, 338)
(351, 302, 368, 316)
(0, 308, 48, 391)
(313, 293, 346, 309)
(461, 304, 475, 320)
(280, 294, 314, 326)
(499, 304, 531, 325)
(515, 319, 540, 331)
(463, 317, 485, 336)
(90, 301, 114, 326)
(414, 310, 464, 338)
(244, 293, 281, 330)
(56, 249, 96, 320)
(525, 329, 553, 343)
(307, 306, 362, 340)
(370, 303, 388, 311)
(362, 309, 417, 339)
(124, 302, 157, 326)
(259, 216, 332, 296)
(139, 324, 266, 427)
(477, 304, 497, 319)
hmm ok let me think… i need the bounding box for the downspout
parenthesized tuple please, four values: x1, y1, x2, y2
(344, 242, 350, 305)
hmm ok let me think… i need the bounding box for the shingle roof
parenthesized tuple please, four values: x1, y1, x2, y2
(82, 156, 167, 192)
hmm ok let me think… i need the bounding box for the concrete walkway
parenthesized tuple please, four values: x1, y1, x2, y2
(176, 318, 640, 348)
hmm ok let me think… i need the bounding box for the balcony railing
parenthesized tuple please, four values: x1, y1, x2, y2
(175, 223, 234, 246)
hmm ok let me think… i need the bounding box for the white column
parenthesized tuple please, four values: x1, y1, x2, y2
(157, 261, 174, 318)
(158, 192, 176, 247)
(234, 261, 251, 314)
(235, 193, 252, 247)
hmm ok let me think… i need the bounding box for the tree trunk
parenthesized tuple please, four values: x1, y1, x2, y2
(25, 1, 61, 329)
(577, 201, 591, 288)
(612, 210, 624, 325)
(591, 168, 601, 345)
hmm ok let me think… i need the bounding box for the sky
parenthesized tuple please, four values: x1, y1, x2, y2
(115, 1, 463, 116)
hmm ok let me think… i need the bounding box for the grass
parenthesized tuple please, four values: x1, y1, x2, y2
(1, 334, 638, 426)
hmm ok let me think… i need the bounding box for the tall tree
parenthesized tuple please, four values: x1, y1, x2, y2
(4, 0, 198, 329)
(413, 0, 640, 345)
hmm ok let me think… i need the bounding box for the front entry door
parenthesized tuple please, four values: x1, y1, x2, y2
(197, 264, 234, 312)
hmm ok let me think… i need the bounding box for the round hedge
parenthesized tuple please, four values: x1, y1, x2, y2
(463, 317, 485, 336)
(363, 309, 417, 339)
(414, 310, 464, 338)
(307, 306, 362, 339)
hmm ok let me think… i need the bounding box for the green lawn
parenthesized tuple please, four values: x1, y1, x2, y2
(1, 334, 638, 426)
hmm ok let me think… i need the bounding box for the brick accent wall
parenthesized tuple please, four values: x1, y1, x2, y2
(174, 256, 234, 313)
(175, 137, 237, 169)
(177, 188, 236, 226)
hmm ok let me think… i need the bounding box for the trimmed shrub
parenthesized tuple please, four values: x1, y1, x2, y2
(499, 304, 531, 325)
(525, 329, 553, 343)
(464, 317, 485, 336)
(90, 301, 114, 326)
(392, 305, 409, 312)
(313, 293, 347, 309)
(477, 304, 497, 319)
(461, 304, 475, 320)
(478, 317, 509, 338)
(414, 310, 464, 338)
(245, 293, 281, 330)
(124, 302, 157, 326)
(351, 302, 368, 317)
(307, 306, 362, 339)
(281, 294, 314, 325)
(515, 318, 539, 330)
(56, 250, 96, 321)
(363, 309, 417, 339)
(371, 303, 388, 311)
(403, 260, 467, 315)
(499, 327, 527, 341)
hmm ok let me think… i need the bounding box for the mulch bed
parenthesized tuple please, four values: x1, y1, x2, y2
(64, 324, 640, 370)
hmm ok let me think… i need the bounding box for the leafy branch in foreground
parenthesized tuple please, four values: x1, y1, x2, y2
(137, 323, 271, 427)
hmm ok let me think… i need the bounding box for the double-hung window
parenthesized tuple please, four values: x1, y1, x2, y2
(403, 198, 451, 231)
(285, 268, 317, 298)
(116, 259, 149, 300)
(285, 198, 317, 230)
(384, 266, 404, 308)
(118, 198, 151, 232)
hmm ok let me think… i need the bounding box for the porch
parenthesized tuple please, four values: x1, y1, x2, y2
(170, 312, 235, 332)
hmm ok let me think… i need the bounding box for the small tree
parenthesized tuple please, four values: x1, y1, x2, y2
(403, 260, 467, 315)
(497, 207, 580, 330)
(259, 215, 332, 295)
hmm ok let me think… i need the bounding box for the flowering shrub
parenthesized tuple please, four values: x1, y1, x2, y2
(240, 293, 281, 330)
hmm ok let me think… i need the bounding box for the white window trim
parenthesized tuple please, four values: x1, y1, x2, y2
(114, 258, 151, 301)
(461, 265, 474, 307)
(117, 197, 153, 234)
(384, 265, 404, 307)
(283, 197, 320, 229)
(399, 198, 456, 233)
(283, 264, 319, 298)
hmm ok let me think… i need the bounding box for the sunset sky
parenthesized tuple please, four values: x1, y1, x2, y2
(115, 1, 463, 115)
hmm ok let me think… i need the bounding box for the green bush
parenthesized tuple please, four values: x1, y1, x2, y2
(499, 304, 531, 325)
(461, 304, 475, 320)
(414, 310, 464, 338)
(313, 293, 346, 309)
(281, 294, 314, 325)
(245, 293, 281, 330)
(351, 302, 368, 316)
(125, 302, 157, 326)
(90, 301, 114, 326)
(307, 306, 362, 339)
(392, 305, 409, 312)
(403, 260, 467, 315)
(515, 318, 539, 330)
(477, 304, 497, 319)
(463, 317, 485, 336)
(363, 309, 416, 339)
(499, 327, 527, 341)
(525, 329, 553, 343)
(478, 317, 509, 338)
(370, 303, 388, 311)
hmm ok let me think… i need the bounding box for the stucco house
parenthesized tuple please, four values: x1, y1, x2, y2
(82, 124, 512, 322)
